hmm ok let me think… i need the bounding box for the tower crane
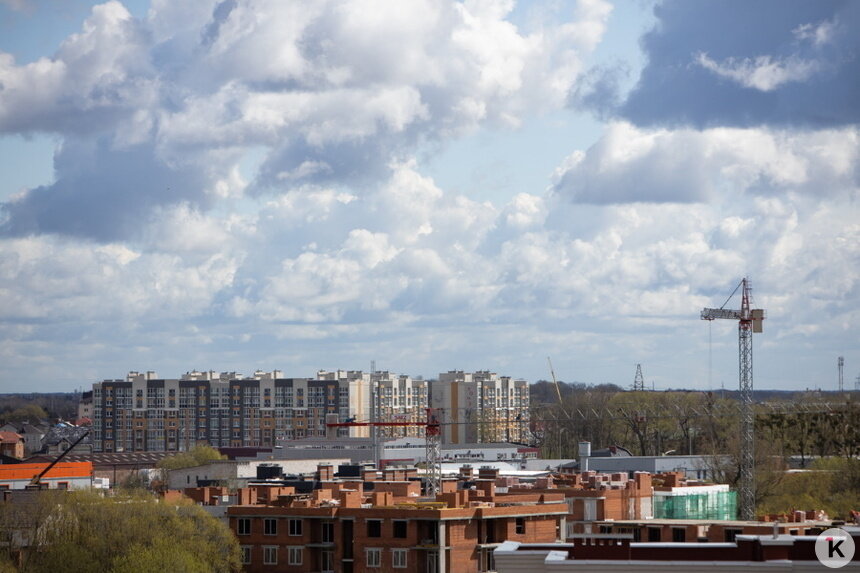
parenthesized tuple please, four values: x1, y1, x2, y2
(326, 408, 443, 497)
(701, 277, 765, 520)
(546, 357, 571, 421)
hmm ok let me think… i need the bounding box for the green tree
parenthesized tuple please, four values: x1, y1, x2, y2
(2, 405, 48, 425)
(12, 489, 240, 573)
(157, 445, 225, 471)
(759, 457, 860, 520)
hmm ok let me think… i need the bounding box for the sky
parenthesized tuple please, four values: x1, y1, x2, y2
(0, 0, 858, 393)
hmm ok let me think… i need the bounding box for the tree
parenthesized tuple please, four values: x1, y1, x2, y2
(157, 445, 225, 471)
(2, 405, 48, 425)
(759, 457, 860, 520)
(702, 427, 787, 513)
(10, 489, 241, 573)
(155, 445, 225, 491)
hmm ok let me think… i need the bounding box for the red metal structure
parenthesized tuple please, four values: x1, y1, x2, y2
(326, 408, 442, 496)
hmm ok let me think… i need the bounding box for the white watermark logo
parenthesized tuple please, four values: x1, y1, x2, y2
(815, 528, 855, 569)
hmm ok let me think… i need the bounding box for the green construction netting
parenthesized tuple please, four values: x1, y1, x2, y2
(653, 491, 737, 520)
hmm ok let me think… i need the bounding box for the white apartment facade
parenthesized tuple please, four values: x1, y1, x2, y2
(430, 371, 530, 445)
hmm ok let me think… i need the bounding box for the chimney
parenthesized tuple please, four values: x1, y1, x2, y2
(478, 466, 500, 480)
(372, 491, 394, 506)
(340, 490, 361, 509)
(317, 464, 334, 481)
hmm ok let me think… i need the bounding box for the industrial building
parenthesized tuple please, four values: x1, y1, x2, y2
(0, 462, 93, 490)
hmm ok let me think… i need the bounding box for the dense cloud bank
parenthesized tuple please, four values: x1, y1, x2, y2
(0, 0, 858, 390)
(621, 0, 860, 128)
(0, 0, 610, 239)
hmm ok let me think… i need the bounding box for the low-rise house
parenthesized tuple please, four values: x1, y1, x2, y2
(40, 424, 91, 456)
(0, 432, 25, 460)
(0, 423, 48, 456)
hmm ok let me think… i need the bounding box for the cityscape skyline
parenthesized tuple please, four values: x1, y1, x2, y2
(1, 0, 858, 394)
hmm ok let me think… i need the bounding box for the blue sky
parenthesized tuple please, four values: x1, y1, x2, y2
(0, 0, 857, 393)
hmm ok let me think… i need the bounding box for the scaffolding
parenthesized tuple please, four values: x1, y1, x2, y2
(653, 490, 737, 521)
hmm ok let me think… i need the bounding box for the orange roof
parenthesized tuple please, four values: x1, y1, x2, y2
(0, 462, 93, 481)
(0, 432, 23, 443)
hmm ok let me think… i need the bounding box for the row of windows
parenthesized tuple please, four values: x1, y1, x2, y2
(238, 518, 408, 540)
(237, 518, 309, 537)
(240, 546, 407, 569)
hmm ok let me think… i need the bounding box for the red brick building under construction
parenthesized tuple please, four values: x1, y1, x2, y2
(223, 475, 567, 573)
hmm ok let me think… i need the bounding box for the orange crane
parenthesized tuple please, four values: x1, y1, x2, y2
(326, 408, 442, 496)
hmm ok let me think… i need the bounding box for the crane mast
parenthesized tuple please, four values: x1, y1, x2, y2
(701, 277, 765, 520)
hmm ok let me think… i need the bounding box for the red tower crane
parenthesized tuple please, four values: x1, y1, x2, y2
(326, 408, 442, 496)
(701, 277, 765, 520)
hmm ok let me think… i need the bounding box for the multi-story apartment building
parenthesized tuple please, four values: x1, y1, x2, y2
(371, 371, 429, 439)
(431, 371, 529, 445)
(314, 370, 431, 439)
(93, 369, 434, 453)
(92, 368, 527, 452)
(93, 371, 347, 453)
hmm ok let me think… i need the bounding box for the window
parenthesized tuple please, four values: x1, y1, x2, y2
(237, 518, 251, 536)
(393, 520, 408, 538)
(289, 518, 303, 536)
(672, 528, 686, 542)
(367, 519, 382, 537)
(393, 548, 408, 568)
(367, 548, 381, 568)
(321, 550, 335, 573)
(264, 518, 277, 536)
(724, 528, 742, 542)
(648, 527, 661, 542)
(288, 547, 303, 565)
(515, 518, 525, 534)
(263, 546, 277, 565)
(241, 546, 251, 564)
(322, 521, 335, 543)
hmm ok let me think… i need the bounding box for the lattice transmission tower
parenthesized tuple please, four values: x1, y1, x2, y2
(633, 364, 646, 391)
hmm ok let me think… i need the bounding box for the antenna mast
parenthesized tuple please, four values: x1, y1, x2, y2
(838, 356, 844, 392)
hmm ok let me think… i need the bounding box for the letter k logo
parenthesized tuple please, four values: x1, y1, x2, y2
(816, 528, 855, 568)
(828, 538, 845, 559)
